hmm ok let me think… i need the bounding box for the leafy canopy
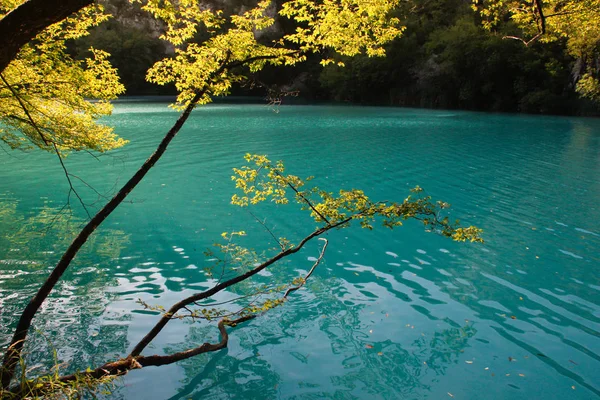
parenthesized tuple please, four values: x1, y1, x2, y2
(0, 0, 405, 151)
(0, 1, 125, 153)
(232, 154, 484, 241)
(473, 0, 600, 100)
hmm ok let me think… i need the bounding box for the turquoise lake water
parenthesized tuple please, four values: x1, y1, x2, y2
(1, 103, 599, 399)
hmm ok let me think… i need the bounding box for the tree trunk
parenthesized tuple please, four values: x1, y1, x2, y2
(0, 0, 93, 74)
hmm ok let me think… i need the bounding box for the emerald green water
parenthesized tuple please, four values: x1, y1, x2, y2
(1, 103, 599, 399)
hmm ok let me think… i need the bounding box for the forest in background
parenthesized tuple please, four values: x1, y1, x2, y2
(70, 0, 599, 116)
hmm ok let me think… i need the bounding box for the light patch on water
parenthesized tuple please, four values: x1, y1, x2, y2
(0, 259, 37, 265)
(516, 269, 527, 275)
(416, 249, 426, 254)
(558, 249, 583, 259)
(388, 263, 401, 267)
(385, 251, 398, 258)
(336, 262, 344, 266)
(555, 221, 568, 227)
(258, 270, 273, 277)
(575, 227, 599, 237)
(414, 257, 431, 266)
(455, 278, 472, 286)
(545, 228, 555, 232)
(437, 268, 452, 277)
(307, 256, 318, 262)
(439, 248, 450, 254)
(129, 267, 161, 273)
(185, 264, 198, 269)
(408, 263, 423, 270)
(163, 262, 175, 265)
(479, 300, 511, 313)
(173, 247, 184, 252)
(518, 306, 543, 316)
(401, 259, 410, 264)
(170, 277, 185, 282)
(140, 262, 156, 266)
(183, 256, 189, 259)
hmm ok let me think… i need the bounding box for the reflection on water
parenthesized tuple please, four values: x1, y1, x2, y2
(0, 197, 130, 374)
(0, 104, 599, 399)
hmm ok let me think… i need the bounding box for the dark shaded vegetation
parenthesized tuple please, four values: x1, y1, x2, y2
(71, 0, 598, 115)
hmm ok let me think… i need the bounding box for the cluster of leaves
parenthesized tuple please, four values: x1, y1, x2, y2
(316, 0, 588, 113)
(473, 0, 600, 101)
(134, 0, 405, 108)
(232, 154, 484, 242)
(0, 1, 126, 153)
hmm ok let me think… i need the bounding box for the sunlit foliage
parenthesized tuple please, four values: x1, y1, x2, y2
(137, 0, 404, 106)
(232, 154, 484, 242)
(473, 0, 600, 100)
(0, 1, 126, 153)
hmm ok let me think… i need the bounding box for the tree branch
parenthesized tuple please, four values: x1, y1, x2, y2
(0, 51, 298, 389)
(0, 0, 94, 74)
(283, 238, 328, 299)
(0, 72, 92, 218)
(129, 218, 350, 357)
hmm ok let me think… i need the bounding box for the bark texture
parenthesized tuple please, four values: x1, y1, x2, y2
(0, 0, 93, 74)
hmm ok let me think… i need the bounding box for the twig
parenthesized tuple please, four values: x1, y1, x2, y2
(247, 210, 283, 250)
(0, 72, 92, 219)
(284, 238, 328, 298)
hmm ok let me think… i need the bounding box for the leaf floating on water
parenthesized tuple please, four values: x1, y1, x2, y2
(385, 313, 389, 318)
(465, 361, 473, 364)
(518, 374, 525, 377)
(484, 367, 489, 370)
(369, 330, 373, 334)
(354, 272, 359, 276)
(377, 352, 383, 356)
(447, 393, 454, 398)
(519, 297, 523, 301)
(572, 386, 576, 390)
(506, 374, 510, 376)
(508, 357, 516, 362)
(510, 316, 517, 320)
(365, 344, 374, 349)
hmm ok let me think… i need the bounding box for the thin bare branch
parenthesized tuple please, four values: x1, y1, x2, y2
(0, 72, 93, 218)
(284, 238, 328, 298)
(247, 210, 283, 250)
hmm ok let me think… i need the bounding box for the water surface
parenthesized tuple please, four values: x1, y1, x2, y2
(1, 104, 599, 399)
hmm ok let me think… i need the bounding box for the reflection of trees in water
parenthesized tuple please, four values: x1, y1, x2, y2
(161, 324, 281, 400)
(167, 273, 477, 399)
(0, 197, 131, 376)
